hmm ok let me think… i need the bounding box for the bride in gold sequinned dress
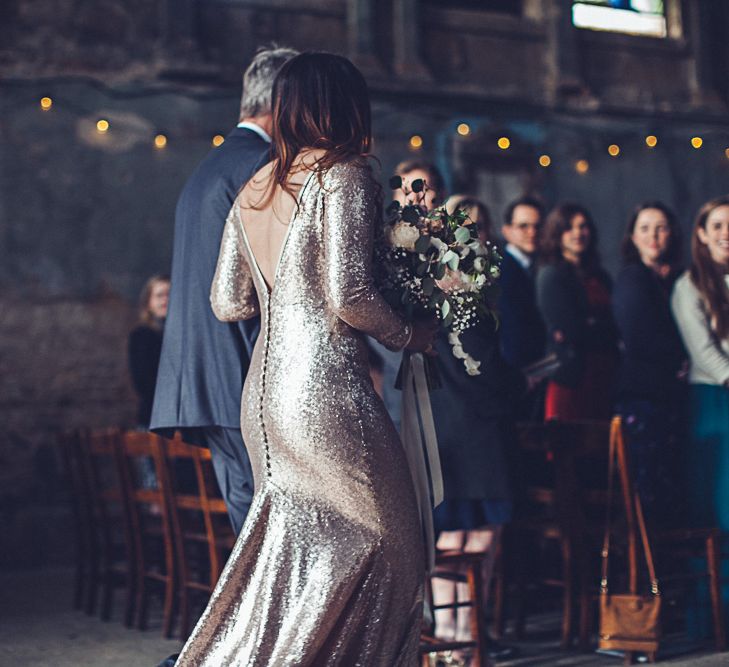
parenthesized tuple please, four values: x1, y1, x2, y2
(173, 53, 435, 666)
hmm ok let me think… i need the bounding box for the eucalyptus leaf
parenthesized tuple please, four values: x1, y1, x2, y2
(447, 254, 460, 271)
(454, 226, 471, 244)
(386, 200, 401, 215)
(415, 262, 428, 277)
(434, 263, 446, 280)
(389, 175, 402, 190)
(411, 178, 424, 193)
(422, 276, 435, 296)
(442, 250, 457, 264)
(441, 300, 451, 318)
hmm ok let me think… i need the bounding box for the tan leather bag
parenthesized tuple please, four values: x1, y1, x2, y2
(598, 418, 661, 654)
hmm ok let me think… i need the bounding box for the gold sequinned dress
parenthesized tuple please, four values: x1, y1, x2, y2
(174, 159, 424, 666)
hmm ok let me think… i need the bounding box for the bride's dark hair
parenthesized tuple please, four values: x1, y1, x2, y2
(267, 52, 372, 204)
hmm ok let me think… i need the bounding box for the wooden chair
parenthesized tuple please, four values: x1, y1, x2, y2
(162, 435, 235, 638)
(119, 431, 177, 637)
(420, 551, 489, 666)
(57, 430, 91, 611)
(77, 428, 136, 625)
(507, 420, 580, 647)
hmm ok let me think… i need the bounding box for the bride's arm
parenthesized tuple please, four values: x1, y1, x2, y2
(323, 161, 411, 351)
(210, 205, 260, 321)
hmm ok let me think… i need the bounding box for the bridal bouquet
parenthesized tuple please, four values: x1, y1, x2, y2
(375, 176, 502, 376)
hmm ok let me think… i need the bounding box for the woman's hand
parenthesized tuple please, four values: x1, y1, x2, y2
(406, 318, 439, 354)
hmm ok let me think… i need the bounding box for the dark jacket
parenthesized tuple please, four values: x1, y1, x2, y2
(128, 324, 163, 427)
(497, 249, 546, 369)
(150, 127, 267, 433)
(430, 320, 525, 500)
(536, 261, 618, 388)
(613, 262, 686, 402)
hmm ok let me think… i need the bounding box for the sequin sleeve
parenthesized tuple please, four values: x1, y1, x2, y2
(323, 161, 411, 351)
(210, 204, 260, 322)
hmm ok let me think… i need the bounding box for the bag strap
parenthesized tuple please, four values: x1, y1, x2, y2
(601, 417, 660, 596)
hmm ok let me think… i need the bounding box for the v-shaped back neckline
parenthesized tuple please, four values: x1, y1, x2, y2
(239, 169, 317, 300)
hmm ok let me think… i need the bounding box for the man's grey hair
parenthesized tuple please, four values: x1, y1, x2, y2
(240, 45, 299, 119)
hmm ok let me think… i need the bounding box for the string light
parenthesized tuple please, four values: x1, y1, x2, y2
(497, 137, 510, 150)
(40, 97, 53, 111)
(645, 135, 658, 148)
(575, 159, 589, 174)
(691, 136, 703, 149)
(212, 135, 225, 147)
(96, 119, 109, 133)
(725, 148, 729, 160)
(538, 154, 551, 167)
(456, 123, 470, 136)
(608, 144, 620, 157)
(154, 134, 167, 149)
(409, 135, 423, 150)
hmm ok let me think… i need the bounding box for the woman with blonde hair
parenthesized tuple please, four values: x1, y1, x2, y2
(671, 196, 729, 635)
(128, 274, 170, 427)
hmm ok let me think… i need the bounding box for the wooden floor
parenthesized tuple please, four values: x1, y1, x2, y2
(0, 567, 725, 666)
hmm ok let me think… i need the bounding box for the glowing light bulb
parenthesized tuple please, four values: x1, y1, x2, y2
(497, 137, 510, 150)
(725, 148, 729, 159)
(40, 97, 53, 111)
(409, 135, 423, 150)
(96, 119, 109, 133)
(538, 154, 551, 168)
(154, 134, 167, 149)
(645, 135, 658, 148)
(212, 135, 225, 147)
(456, 123, 470, 136)
(691, 136, 703, 149)
(608, 144, 620, 157)
(575, 159, 589, 174)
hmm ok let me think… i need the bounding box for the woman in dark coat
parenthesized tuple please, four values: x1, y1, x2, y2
(536, 203, 619, 421)
(613, 202, 686, 526)
(128, 274, 170, 428)
(430, 198, 525, 654)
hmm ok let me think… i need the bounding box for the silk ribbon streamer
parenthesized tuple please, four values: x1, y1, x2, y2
(400, 352, 444, 572)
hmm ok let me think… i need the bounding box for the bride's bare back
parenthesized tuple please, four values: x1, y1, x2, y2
(239, 150, 325, 291)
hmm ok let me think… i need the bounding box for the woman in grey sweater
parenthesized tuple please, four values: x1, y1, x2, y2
(671, 195, 729, 638)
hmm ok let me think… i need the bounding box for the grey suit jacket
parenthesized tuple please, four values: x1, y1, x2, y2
(150, 127, 268, 433)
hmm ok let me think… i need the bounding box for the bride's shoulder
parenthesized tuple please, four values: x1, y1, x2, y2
(322, 155, 376, 187)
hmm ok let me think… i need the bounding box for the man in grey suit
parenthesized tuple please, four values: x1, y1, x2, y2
(150, 46, 297, 534)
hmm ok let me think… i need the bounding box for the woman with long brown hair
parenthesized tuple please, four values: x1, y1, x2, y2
(536, 203, 619, 420)
(671, 196, 729, 635)
(171, 53, 435, 666)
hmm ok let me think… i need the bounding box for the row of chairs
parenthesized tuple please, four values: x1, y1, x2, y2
(494, 417, 726, 661)
(58, 429, 234, 639)
(58, 419, 726, 665)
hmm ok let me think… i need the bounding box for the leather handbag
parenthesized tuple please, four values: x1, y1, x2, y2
(598, 418, 661, 654)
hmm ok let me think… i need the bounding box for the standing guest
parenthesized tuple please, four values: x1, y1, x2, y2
(613, 202, 686, 525)
(431, 196, 522, 664)
(150, 46, 298, 535)
(537, 203, 619, 420)
(128, 275, 170, 428)
(499, 196, 547, 419)
(372, 160, 447, 430)
(671, 196, 729, 634)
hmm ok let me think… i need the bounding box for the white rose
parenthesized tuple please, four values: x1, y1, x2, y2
(490, 265, 501, 278)
(387, 222, 420, 251)
(473, 256, 487, 273)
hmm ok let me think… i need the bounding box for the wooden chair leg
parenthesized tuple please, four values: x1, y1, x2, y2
(100, 568, 113, 621)
(560, 539, 573, 649)
(135, 574, 148, 630)
(706, 533, 727, 651)
(466, 561, 486, 667)
(123, 574, 135, 628)
(162, 576, 176, 638)
(491, 544, 506, 640)
(85, 549, 99, 615)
